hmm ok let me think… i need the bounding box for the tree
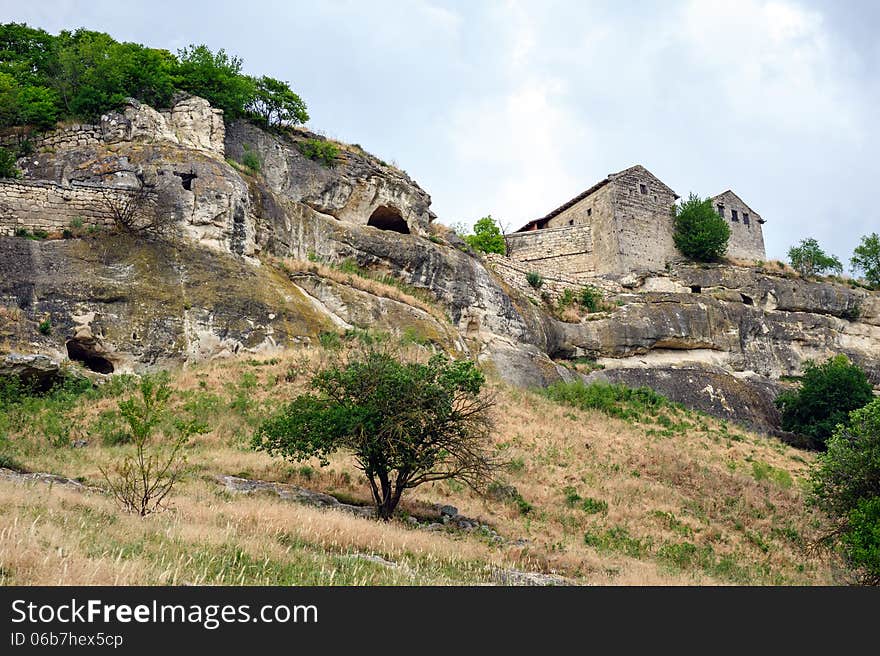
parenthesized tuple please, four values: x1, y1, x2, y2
(98, 374, 192, 516)
(174, 45, 256, 119)
(465, 215, 506, 255)
(246, 75, 308, 127)
(774, 355, 874, 448)
(787, 238, 842, 278)
(0, 147, 19, 178)
(672, 193, 731, 262)
(253, 350, 498, 520)
(851, 233, 880, 289)
(812, 398, 880, 584)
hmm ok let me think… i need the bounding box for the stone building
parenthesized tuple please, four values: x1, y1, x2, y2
(505, 164, 766, 278)
(711, 190, 766, 262)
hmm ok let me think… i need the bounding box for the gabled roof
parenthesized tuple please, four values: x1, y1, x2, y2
(516, 164, 679, 232)
(711, 189, 765, 224)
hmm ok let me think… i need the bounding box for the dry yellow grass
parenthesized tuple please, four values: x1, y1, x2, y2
(0, 346, 839, 586)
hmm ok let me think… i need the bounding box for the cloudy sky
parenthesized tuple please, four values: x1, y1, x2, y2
(3, 0, 878, 262)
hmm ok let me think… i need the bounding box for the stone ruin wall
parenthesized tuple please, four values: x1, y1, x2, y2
(713, 190, 766, 262)
(0, 179, 129, 236)
(605, 168, 680, 275)
(484, 253, 587, 303)
(504, 223, 596, 280)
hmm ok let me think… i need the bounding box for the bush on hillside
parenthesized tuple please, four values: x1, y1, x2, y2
(812, 398, 880, 585)
(672, 193, 730, 262)
(774, 355, 874, 448)
(297, 138, 339, 167)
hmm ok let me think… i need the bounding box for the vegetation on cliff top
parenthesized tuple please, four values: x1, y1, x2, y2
(0, 22, 308, 130)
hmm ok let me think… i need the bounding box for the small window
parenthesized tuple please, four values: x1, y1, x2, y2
(690, 285, 701, 294)
(586, 208, 592, 217)
(716, 204, 725, 217)
(639, 183, 648, 195)
(569, 219, 574, 226)
(731, 209, 739, 222)
(743, 213, 750, 226)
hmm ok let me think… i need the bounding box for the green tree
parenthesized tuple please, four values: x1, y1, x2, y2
(253, 350, 498, 520)
(174, 45, 256, 119)
(775, 355, 874, 447)
(787, 238, 842, 278)
(98, 374, 197, 517)
(0, 146, 19, 178)
(672, 193, 731, 262)
(851, 233, 880, 289)
(465, 215, 506, 255)
(15, 84, 58, 129)
(812, 398, 880, 584)
(246, 75, 308, 126)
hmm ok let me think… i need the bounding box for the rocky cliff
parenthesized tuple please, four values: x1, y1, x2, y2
(1, 96, 877, 437)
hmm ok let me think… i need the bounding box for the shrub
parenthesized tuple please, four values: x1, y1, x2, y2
(672, 193, 730, 262)
(578, 286, 603, 312)
(812, 399, 880, 584)
(241, 144, 261, 172)
(253, 350, 498, 520)
(0, 146, 20, 178)
(851, 233, 880, 288)
(787, 238, 842, 278)
(245, 75, 308, 127)
(37, 318, 51, 335)
(464, 216, 506, 255)
(774, 355, 874, 448)
(297, 138, 339, 167)
(525, 271, 544, 289)
(98, 374, 193, 516)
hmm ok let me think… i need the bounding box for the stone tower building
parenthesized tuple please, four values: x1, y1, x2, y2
(504, 164, 766, 278)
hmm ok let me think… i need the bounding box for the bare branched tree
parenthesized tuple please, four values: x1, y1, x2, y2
(97, 177, 175, 237)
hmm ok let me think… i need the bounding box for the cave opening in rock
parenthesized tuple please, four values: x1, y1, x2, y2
(740, 293, 754, 305)
(66, 340, 114, 374)
(690, 285, 701, 294)
(367, 206, 410, 234)
(174, 171, 197, 191)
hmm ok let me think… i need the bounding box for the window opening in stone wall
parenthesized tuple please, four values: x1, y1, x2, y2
(639, 184, 648, 195)
(367, 206, 410, 234)
(586, 208, 592, 217)
(743, 213, 750, 226)
(716, 204, 724, 217)
(731, 209, 739, 222)
(690, 285, 701, 294)
(569, 220, 574, 226)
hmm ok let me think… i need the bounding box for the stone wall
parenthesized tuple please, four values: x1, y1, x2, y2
(605, 167, 680, 275)
(484, 253, 585, 302)
(504, 224, 595, 279)
(712, 190, 766, 262)
(0, 180, 126, 235)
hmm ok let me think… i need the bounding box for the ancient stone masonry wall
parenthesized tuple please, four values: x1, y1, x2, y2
(505, 224, 595, 279)
(484, 253, 586, 303)
(606, 168, 679, 275)
(0, 180, 126, 235)
(712, 190, 766, 262)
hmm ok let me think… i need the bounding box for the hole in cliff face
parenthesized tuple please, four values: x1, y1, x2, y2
(690, 285, 701, 294)
(367, 206, 410, 234)
(66, 340, 114, 374)
(740, 293, 754, 305)
(174, 171, 197, 191)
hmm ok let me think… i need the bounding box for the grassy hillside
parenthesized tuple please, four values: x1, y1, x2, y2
(0, 343, 839, 585)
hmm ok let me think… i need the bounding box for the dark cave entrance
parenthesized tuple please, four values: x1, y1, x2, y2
(66, 340, 114, 374)
(174, 171, 197, 191)
(367, 206, 410, 234)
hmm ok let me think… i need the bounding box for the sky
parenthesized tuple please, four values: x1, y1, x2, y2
(2, 0, 878, 262)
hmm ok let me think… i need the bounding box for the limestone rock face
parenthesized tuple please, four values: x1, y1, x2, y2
(225, 121, 434, 235)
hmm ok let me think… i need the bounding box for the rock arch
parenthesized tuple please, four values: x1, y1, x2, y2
(367, 206, 410, 234)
